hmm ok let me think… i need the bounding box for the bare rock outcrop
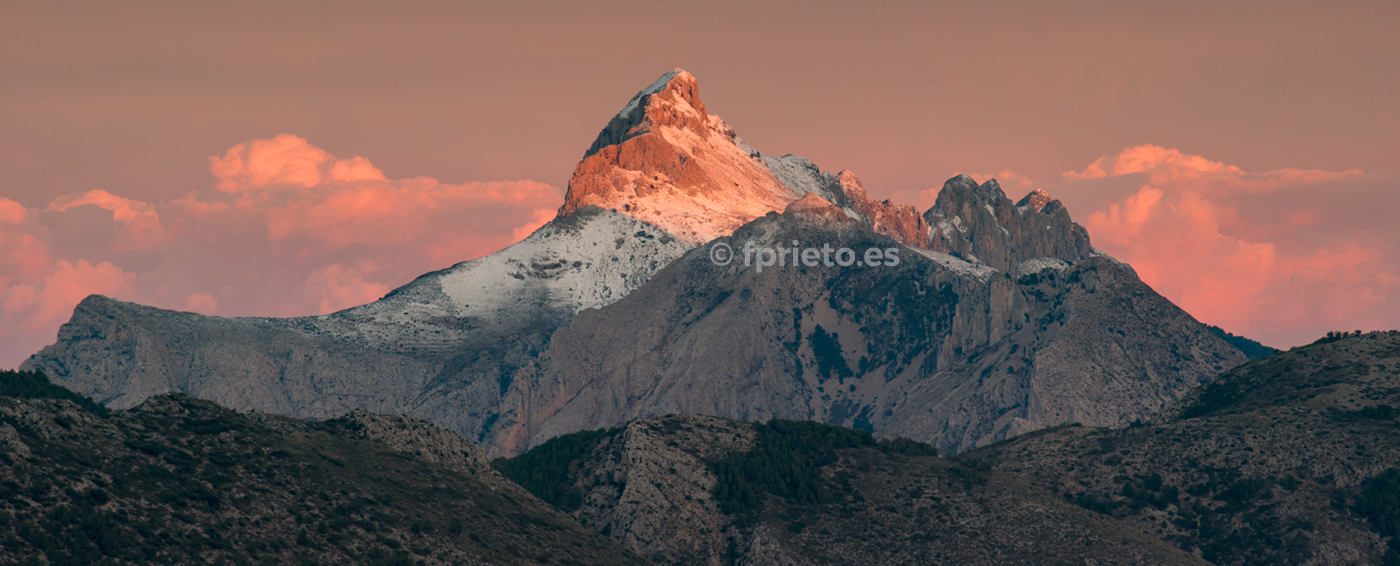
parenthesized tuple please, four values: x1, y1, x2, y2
(560, 69, 801, 244)
(833, 170, 931, 247)
(560, 69, 938, 249)
(924, 174, 1094, 272)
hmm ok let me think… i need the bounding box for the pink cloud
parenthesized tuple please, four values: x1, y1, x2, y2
(196, 135, 561, 260)
(2, 259, 135, 334)
(0, 135, 563, 368)
(47, 189, 166, 250)
(1076, 146, 1396, 347)
(0, 198, 51, 286)
(183, 293, 218, 313)
(209, 133, 370, 192)
(1066, 144, 1365, 194)
(301, 262, 391, 315)
(0, 199, 26, 224)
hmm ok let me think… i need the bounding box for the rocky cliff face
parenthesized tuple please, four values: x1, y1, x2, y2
(495, 205, 1241, 456)
(559, 68, 938, 247)
(560, 69, 801, 245)
(925, 174, 1095, 272)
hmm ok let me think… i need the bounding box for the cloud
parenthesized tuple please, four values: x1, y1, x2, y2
(2, 197, 140, 353)
(2, 259, 136, 334)
(196, 135, 561, 262)
(0, 199, 26, 224)
(183, 293, 219, 313)
(47, 189, 166, 250)
(300, 262, 391, 315)
(209, 133, 378, 192)
(0, 135, 563, 368)
(1066, 144, 1365, 194)
(1074, 145, 1396, 347)
(0, 198, 51, 287)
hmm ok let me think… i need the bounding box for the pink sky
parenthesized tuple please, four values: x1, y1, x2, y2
(2, 1, 1397, 367)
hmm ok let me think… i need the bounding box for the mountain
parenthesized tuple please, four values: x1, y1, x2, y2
(969, 331, 1400, 564)
(499, 186, 1243, 456)
(491, 414, 1208, 566)
(559, 68, 930, 247)
(23, 68, 1244, 458)
(23, 206, 688, 447)
(924, 176, 1094, 272)
(0, 370, 646, 565)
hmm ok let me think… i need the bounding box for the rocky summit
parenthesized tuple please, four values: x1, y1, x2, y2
(24, 68, 1245, 461)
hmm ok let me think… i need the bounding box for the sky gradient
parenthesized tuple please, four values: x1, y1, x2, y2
(2, 1, 1397, 368)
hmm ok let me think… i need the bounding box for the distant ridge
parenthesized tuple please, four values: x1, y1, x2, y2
(1206, 324, 1278, 360)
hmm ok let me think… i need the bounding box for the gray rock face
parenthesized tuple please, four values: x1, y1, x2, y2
(502, 208, 1242, 456)
(22, 207, 689, 450)
(924, 174, 1095, 272)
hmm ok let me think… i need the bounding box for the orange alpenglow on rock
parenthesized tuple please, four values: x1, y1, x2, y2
(559, 69, 798, 244)
(559, 68, 934, 248)
(782, 193, 860, 225)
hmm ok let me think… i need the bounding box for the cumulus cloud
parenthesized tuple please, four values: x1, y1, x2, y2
(1066, 144, 1365, 193)
(299, 262, 391, 315)
(47, 189, 166, 251)
(1073, 145, 1396, 347)
(2, 196, 139, 335)
(0, 135, 563, 368)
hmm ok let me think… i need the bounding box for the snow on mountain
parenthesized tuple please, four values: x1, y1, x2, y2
(305, 207, 689, 350)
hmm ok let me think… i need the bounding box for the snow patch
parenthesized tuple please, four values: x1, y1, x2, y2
(1015, 257, 1070, 277)
(906, 247, 998, 280)
(323, 209, 691, 349)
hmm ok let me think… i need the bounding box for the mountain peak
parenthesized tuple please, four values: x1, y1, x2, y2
(1017, 188, 1052, 212)
(924, 176, 1093, 272)
(583, 69, 707, 159)
(782, 192, 860, 225)
(560, 69, 801, 244)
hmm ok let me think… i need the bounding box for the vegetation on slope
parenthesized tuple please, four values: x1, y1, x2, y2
(975, 330, 1400, 565)
(710, 420, 933, 514)
(0, 370, 107, 416)
(1353, 468, 1400, 566)
(0, 384, 644, 566)
(497, 415, 1205, 566)
(1206, 325, 1278, 360)
(490, 428, 618, 512)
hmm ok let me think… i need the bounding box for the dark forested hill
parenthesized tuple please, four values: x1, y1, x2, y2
(972, 331, 1400, 565)
(0, 370, 646, 566)
(492, 414, 1208, 566)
